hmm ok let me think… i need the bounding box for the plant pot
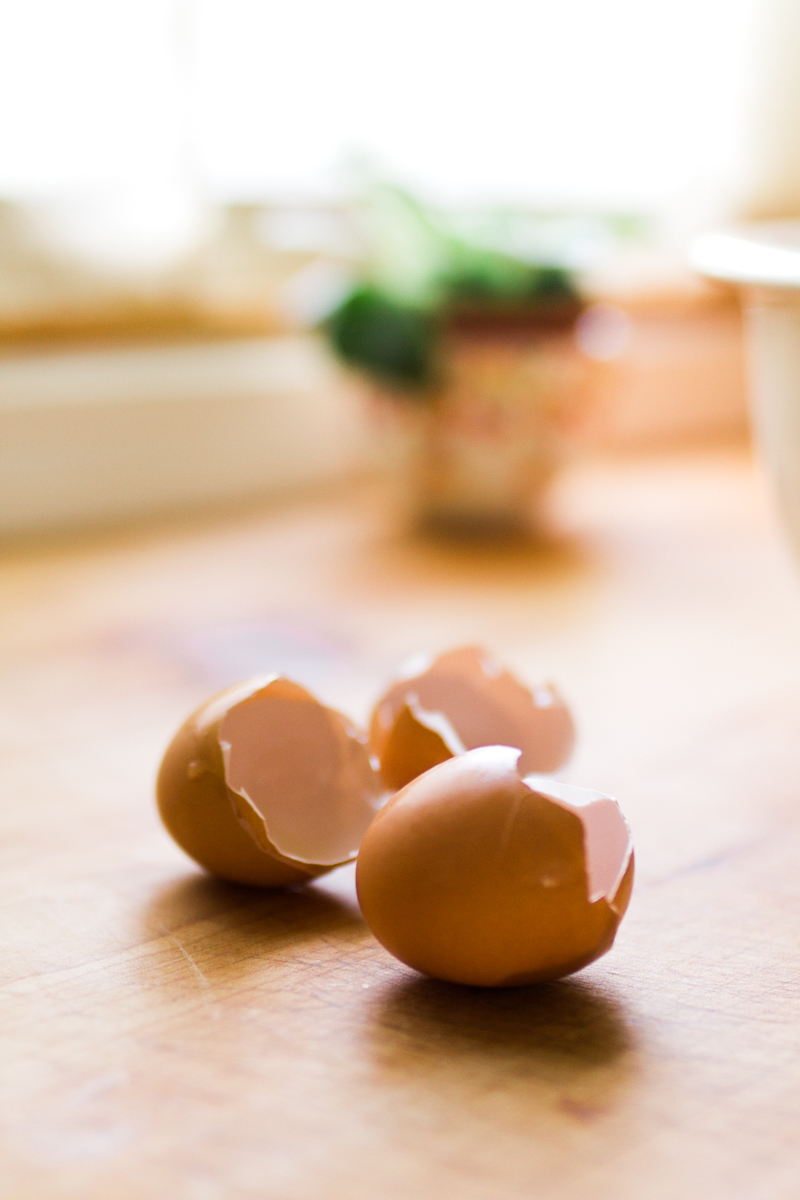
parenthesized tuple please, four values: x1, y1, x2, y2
(371, 303, 585, 537)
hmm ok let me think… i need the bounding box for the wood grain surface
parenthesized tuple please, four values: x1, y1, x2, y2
(3, 446, 800, 1200)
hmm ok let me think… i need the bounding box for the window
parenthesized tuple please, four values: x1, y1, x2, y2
(0, 0, 758, 210)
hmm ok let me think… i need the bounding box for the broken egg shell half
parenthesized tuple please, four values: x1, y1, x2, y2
(156, 675, 384, 887)
(369, 645, 576, 791)
(356, 745, 633, 987)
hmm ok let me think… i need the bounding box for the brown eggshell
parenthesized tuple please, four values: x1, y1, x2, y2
(375, 700, 455, 792)
(369, 646, 575, 790)
(356, 745, 633, 987)
(157, 675, 383, 887)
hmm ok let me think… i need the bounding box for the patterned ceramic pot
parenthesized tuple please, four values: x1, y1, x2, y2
(372, 302, 585, 537)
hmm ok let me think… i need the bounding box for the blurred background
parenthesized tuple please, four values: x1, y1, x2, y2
(2, 0, 799, 537)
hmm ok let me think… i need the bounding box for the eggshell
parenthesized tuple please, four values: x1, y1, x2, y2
(369, 646, 575, 790)
(356, 745, 633, 987)
(157, 675, 383, 887)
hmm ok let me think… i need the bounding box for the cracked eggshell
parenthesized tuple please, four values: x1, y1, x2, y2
(356, 745, 633, 987)
(369, 646, 575, 790)
(156, 675, 384, 887)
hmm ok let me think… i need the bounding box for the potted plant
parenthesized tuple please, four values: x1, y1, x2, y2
(324, 186, 585, 536)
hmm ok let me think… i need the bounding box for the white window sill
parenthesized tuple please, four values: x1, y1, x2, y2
(0, 335, 371, 537)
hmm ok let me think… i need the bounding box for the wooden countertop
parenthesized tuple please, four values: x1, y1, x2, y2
(4, 446, 800, 1200)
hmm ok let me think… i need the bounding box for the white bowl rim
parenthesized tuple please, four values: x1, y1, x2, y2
(691, 221, 800, 290)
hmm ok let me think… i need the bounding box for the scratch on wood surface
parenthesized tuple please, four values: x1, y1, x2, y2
(158, 924, 221, 1018)
(647, 834, 771, 888)
(66, 1070, 130, 1110)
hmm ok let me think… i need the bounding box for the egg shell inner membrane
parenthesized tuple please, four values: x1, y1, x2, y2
(376, 646, 574, 774)
(521, 772, 632, 904)
(397, 659, 533, 751)
(406, 696, 466, 755)
(220, 684, 382, 866)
